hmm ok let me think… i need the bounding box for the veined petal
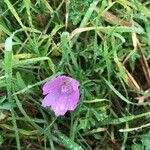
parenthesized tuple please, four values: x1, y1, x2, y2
(43, 76, 70, 95)
(52, 95, 69, 116)
(42, 92, 59, 107)
(68, 91, 80, 110)
(52, 91, 80, 116)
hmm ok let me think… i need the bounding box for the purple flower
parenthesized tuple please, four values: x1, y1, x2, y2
(42, 75, 80, 116)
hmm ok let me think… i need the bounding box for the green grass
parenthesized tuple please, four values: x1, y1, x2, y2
(0, 0, 150, 149)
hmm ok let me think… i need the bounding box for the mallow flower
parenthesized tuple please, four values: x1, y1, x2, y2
(42, 75, 80, 116)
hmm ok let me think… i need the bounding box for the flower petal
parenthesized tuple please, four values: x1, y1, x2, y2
(71, 80, 79, 91)
(42, 92, 58, 107)
(42, 76, 70, 95)
(68, 91, 80, 110)
(52, 91, 80, 116)
(52, 95, 69, 116)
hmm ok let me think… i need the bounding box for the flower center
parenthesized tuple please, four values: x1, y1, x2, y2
(61, 81, 73, 94)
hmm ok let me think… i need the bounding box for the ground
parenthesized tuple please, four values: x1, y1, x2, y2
(0, 0, 150, 150)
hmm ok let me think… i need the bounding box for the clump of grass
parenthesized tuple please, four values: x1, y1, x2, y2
(0, 0, 150, 149)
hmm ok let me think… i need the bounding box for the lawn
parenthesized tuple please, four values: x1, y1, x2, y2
(0, 0, 150, 149)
